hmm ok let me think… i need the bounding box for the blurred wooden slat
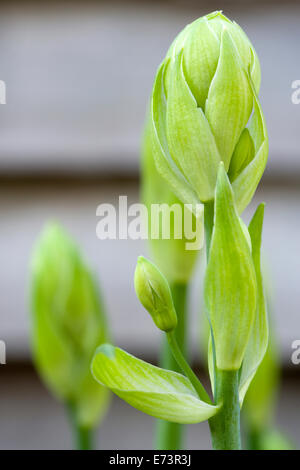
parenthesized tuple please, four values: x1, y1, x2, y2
(0, 3, 298, 179)
(0, 364, 299, 449)
(0, 180, 299, 364)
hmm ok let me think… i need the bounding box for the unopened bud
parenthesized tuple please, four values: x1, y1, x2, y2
(134, 256, 177, 332)
(150, 11, 268, 213)
(30, 222, 109, 428)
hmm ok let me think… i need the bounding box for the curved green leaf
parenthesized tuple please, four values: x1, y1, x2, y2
(92, 345, 220, 424)
(239, 203, 269, 405)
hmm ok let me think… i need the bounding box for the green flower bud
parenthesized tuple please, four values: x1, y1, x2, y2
(134, 256, 177, 332)
(150, 11, 268, 213)
(141, 117, 203, 283)
(30, 222, 110, 429)
(204, 164, 257, 370)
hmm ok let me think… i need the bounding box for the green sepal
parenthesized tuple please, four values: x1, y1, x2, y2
(232, 74, 268, 214)
(182, 17, 220, 109)
(150, 61, 200, 212)
(204, 163, 257, 370)
(229, 21, 261, 93)
(166, 50, 221, 202)
(91, 345, 220, 424)
(205, 29, 253, 170)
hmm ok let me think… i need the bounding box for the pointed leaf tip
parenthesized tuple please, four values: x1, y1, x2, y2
(217, 161, 226, 178)
(214, 160, 236, 215)
(94, 343, 116, 360)
(249, 202, 265, 236)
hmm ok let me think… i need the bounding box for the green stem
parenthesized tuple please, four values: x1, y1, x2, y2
(166, 331, 211, 404)
(155, 282, 187, 450)
(74, 426, 93, 450)
(246, 427, 262, 450)
(204, 201, 242, 450)
(67, 402, 93, 450)
(208, 370, 241, 450)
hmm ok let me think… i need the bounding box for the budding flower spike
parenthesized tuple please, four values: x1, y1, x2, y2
(30, 223, 110, 450)
(91, 11, 270, 450)
(150, 11, 268, 213)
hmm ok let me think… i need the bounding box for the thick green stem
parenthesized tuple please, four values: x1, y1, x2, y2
(155, 282, 187, 450)
(204, 201, 242, 450)
(67, 402, 93, 450)
(246, 427, 262, 450)
(208, 370, 241, 450)
(73, 426, 93, 450)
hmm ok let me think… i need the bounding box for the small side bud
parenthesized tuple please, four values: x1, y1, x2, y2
(134, 256, 177, 332)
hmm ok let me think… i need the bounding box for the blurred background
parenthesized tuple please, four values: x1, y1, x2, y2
(0, 0, 299, 449)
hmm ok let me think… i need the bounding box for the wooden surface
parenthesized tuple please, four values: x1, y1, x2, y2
(0, 364, 298, 449)
(0, 180, 299, 363)
(0, 2, 298, 364)
(0, 3, 298, 178)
